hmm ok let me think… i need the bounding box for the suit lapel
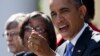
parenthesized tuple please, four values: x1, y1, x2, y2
(72, 26, 93, 56)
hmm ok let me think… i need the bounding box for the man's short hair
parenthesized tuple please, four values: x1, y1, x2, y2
(5, 13, 26, 30)
(71, 0, 83, 7)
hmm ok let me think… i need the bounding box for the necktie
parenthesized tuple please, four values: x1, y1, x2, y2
(65, 42, 74, 56)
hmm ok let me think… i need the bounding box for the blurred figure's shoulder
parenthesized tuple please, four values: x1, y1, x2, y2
(91, 31, 100, 43)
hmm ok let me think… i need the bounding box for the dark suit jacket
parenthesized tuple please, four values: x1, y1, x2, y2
(56, 26, 100, 56)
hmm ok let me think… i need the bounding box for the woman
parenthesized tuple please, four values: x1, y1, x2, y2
(20, 11, 56, 56)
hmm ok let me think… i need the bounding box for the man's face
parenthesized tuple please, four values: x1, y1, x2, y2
(5, 27, 23, 54)
(50, 0, 84, 40)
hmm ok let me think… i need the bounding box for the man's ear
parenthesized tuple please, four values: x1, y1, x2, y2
(79, 5, 87, 19)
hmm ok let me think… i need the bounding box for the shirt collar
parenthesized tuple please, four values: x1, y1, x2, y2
(15, 51, 25, 56)
(71, 23, 88, 46)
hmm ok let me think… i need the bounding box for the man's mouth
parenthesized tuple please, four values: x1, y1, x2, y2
(8, 43, 13, 47)
(58, 24, 69, 32)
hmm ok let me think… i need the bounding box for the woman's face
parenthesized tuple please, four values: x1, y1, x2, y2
(24, 16, 49, 47)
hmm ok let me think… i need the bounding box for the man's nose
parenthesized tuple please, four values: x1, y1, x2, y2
(56, 14, 64, 23)
(6, 36, 13, 42)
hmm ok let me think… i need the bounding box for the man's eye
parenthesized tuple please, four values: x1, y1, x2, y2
(60, 8, 69, 14)
(12, 32, 19, 35)
(51, 12, 57, 18)
(61, 10, 67, 14)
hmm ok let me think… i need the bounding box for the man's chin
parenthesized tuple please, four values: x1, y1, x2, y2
(8, 47, 16, 54)
(61, 33, 70, 40)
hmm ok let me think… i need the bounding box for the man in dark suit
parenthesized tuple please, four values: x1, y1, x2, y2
(56, 0, 100, 47)
(49, 0, 100, 56)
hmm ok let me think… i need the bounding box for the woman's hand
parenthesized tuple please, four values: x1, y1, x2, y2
(28, 31, 55, 56)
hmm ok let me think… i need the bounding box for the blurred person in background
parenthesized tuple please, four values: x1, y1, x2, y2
(4, 13, 27, 56)
(20, 11, 57, 56)
(83, 0, 100, 32)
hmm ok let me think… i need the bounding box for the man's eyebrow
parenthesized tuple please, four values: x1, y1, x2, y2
(60, 7, 69, 11)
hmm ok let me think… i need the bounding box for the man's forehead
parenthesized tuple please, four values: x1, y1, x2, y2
(49, 0, 59, 5)
(6, 27, 19, 32)
(49, 0, 74, 9)
(50, 0, 72, 5)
